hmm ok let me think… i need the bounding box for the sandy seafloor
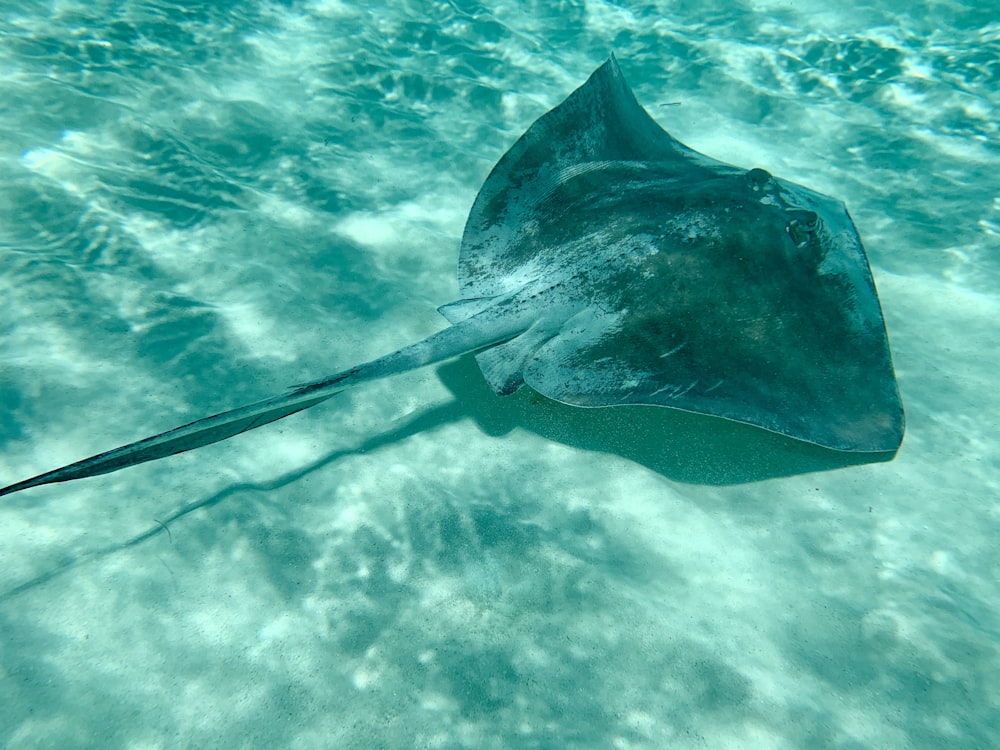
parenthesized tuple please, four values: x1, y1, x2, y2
(0, 0, 998, 747)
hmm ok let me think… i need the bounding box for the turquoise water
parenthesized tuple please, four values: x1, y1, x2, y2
(1, 1, 998, 747)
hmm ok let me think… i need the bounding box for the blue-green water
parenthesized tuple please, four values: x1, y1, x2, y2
(1, 2, 998, 747)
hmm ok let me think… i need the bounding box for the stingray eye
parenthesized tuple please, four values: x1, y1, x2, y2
(793, 209, 820, 231)
(786, 210, 821, 247)
(746, 168, 774, 191)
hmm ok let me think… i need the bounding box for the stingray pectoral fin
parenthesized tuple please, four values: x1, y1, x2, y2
(0, 389, 338, 497)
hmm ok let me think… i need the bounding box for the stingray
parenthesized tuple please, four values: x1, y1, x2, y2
(0, 56, 903, 498)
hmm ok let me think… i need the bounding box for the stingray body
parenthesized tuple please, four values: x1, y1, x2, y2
(0, 56, 903, 498)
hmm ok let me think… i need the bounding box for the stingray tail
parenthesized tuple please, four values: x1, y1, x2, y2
(1, 307, 527, 498)
(0, 391, 341, 497)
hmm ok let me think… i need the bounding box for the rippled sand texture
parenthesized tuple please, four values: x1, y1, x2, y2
(1, 2, 998, 748)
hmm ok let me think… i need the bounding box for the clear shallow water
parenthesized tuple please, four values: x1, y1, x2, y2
(1, 1, 997, 747)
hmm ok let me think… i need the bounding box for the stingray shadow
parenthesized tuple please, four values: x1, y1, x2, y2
(0, 352, 894, 602)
